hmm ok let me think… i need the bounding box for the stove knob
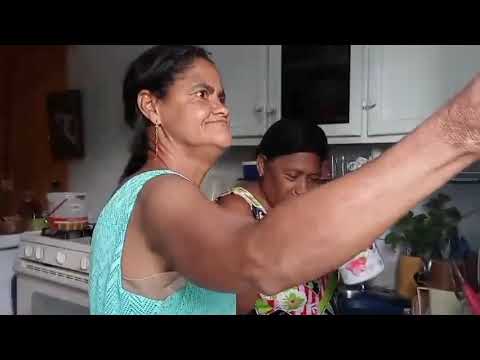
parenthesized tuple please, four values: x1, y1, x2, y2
(80, 257, 89, 271)
(35, 247, 44, 260)
(56, 252, 66, 265)
(24, 246, 33, 257)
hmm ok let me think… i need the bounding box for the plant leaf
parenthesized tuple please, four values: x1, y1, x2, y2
(425, 193, 451, 210)
(444, 207, 462, 223)
(385, 232, 403, 249)
(387, 193, 462, 259)
(395, 211, 414, 232)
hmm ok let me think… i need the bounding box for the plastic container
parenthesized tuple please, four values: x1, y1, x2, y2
(242, 161, 259, 181)
(339, 242, 385, 285)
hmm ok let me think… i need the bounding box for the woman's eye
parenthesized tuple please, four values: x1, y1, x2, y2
(311, 177, 328, 186)
(285, 174, 297, 181)
(219, 94, 226, 104)
(195, 90, 209, 99)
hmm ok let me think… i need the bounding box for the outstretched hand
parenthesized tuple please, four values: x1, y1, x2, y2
(439, 73, 480, 155)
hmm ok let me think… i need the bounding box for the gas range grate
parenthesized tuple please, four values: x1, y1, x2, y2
(41, 226, 94, 240)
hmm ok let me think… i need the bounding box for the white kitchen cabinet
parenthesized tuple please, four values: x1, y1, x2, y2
(205, 45, 366, 142)
(204, 45, 269, 138)
(320, 45, 365, 138)
(269, 45, 366, 138)
(205, 45, 480, 145)
(267, 45, 282, 128)
(367, 45, 480, 136)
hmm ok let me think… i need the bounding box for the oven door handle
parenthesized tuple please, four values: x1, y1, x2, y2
(14, 259, 89, 292)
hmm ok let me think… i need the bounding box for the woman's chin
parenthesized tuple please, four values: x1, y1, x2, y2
(216, 137, 232, 150)
(211, 131, 232, 149)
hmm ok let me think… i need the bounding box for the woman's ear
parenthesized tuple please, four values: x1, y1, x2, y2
(137, 90, 162, 126)
(256, 154, 267, 178)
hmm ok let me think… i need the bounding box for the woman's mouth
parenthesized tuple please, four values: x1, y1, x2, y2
(206, 120, 229, 126)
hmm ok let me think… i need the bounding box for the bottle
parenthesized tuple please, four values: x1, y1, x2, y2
(17, 190, 43, 231)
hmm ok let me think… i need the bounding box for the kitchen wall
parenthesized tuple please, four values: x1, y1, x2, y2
(68, 45, 154, 220)
(434, 183, 480, 250)
(201, 147, 256, 200)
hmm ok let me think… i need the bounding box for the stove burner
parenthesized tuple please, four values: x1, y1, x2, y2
(41, 226, 94, 240)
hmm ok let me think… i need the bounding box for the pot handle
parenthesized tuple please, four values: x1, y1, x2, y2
(46, 198, 68, 218)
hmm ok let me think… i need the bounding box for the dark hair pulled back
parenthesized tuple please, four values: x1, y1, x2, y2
(120, 45, 213, 182)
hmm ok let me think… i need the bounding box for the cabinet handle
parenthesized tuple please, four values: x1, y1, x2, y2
(254, 105, 265, 113)
(362, 103, 376, 111)
(266, 107, 277, 115)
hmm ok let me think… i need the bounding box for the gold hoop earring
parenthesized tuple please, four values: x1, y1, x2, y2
(155, 123, 160, 157)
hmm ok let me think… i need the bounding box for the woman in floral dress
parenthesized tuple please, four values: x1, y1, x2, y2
(217, 119, 337, 315)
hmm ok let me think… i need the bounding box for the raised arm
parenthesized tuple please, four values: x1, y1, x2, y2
(141, 75, 480, 295)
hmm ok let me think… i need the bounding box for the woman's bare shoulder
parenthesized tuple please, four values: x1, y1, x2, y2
(216, 192, 252, 217)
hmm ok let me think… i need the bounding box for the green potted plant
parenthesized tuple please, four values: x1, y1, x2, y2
(385, 193, 464, 298)
(386, 193, 463, 259)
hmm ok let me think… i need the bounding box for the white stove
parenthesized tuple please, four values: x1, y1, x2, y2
(18, 231, 90, 275)
(14, 231, 92, 315)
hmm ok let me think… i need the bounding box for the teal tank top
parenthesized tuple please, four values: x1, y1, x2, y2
(89, 170, 236, 315)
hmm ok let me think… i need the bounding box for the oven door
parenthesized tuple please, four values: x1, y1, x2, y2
(15, 259, 89, 315)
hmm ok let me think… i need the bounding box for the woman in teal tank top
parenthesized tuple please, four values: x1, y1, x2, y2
(89, 45, 480, 315)
(90, 170, 235, 315)
(89, 46, 238, 315)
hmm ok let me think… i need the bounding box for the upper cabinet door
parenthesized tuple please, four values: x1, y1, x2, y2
(279, 45, 365, 137)
(204, 45, 269, 137)
(367, 45, 480, 136)
(267, 45, 282, 129)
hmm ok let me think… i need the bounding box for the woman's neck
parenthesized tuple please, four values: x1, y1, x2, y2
(142, 151, 217, 187)
(246, 181, 273, 211)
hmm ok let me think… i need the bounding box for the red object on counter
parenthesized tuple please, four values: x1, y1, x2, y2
(452, 262, 480, 315)
(463, 284, 480, 315)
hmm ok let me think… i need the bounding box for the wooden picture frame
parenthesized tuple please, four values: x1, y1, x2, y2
(47, 90, 85, 159)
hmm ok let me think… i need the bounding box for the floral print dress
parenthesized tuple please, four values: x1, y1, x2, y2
(217, 187, 337, 315)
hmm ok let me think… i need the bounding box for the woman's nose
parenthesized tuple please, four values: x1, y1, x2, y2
(293, 181, 308, 196)
(213, 99, 230, 118)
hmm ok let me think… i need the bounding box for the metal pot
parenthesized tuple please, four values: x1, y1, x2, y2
(46, 193, 88, 230)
